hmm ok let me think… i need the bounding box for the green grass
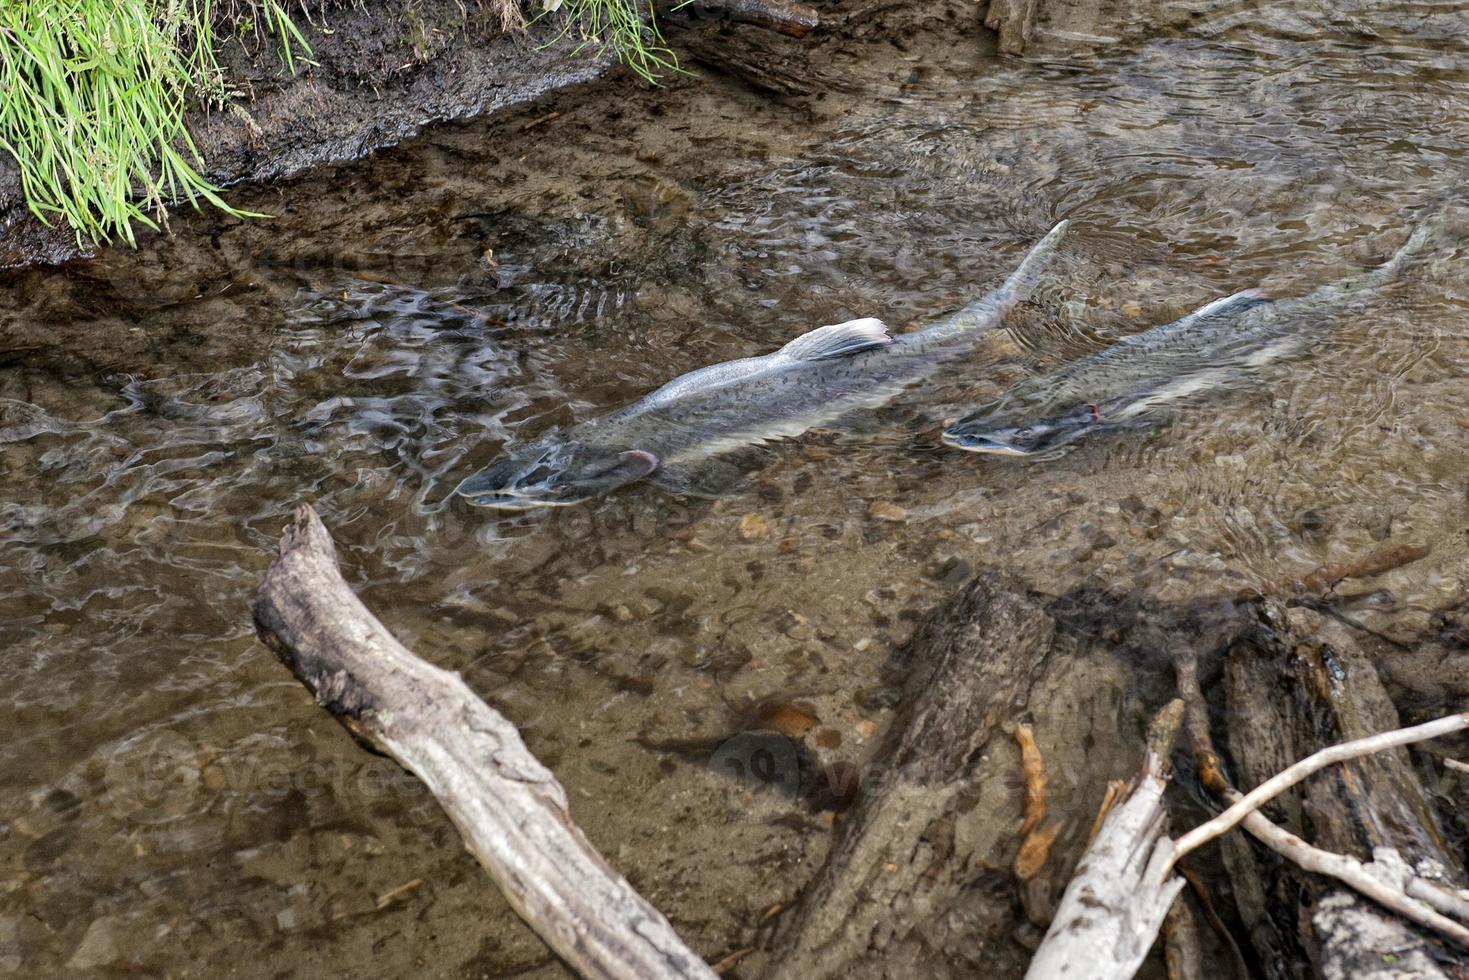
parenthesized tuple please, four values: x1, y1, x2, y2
(0, 0, 311, 247)
(543, 0, 683, 85)
(0, 0, 674, 250)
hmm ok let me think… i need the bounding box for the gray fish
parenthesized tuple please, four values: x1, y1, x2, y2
(942, 216, 1437, 457)
(456, 220, 1068, 508)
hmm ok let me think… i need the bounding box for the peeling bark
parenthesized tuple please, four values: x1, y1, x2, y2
(253, 504, 716, 980)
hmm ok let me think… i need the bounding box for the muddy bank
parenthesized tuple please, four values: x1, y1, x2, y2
(0, 1, 612, 269)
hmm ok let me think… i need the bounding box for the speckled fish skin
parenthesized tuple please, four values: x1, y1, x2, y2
(942, 216, 1436, 457)
(457, 220, 1068, 508)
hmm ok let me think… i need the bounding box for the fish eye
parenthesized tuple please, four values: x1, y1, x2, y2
(1017, 428, 1032, 437)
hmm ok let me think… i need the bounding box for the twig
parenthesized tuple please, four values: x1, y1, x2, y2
(376, 878, 425, 909)
(692, 0, 819, 37)
(1086, 780, 1124, 845)
(1013, 723, 1059, 879)
(1170, 712, 1469, 866)
(1406, 877, 1469, 923)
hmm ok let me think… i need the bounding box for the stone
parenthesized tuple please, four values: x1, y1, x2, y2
(866, 501, 908, 522)
(67, 916, 124, 971)
(737, 513, 771, 541)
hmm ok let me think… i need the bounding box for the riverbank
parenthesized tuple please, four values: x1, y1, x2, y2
(0, 1, 612, 269)
(0, 0, 1210, 271)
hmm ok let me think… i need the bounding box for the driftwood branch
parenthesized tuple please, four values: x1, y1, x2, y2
(253, 505, 716, 980)
(1180, 616, 1469, 974)
(1023, 700, 1187, 980)
(1170, 712, 1469, 866)
(1030, 681, 1469, 979)
(1223, 793, 1469, 950)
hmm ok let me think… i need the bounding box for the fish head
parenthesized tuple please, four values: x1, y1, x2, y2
(456, 436, 660, 509)
(942, 403, 1102, 456)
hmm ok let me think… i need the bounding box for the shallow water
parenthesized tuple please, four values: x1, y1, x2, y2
(2, 1, 1468, 975)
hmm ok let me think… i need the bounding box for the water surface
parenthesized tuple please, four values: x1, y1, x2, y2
(1, 2, 1466, 974)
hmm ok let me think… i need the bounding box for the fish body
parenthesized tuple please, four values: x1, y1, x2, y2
(457, 220, 1068, 508)
(942, 217, 1436, 456)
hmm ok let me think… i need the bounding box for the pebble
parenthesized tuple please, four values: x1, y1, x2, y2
(68, 916, 124, 970)
(866, 500, 908, 522)
(484, 606, 521, 628)
(1293, 509, 1330, 535)
(779, 610, 813, 640)
(605, 604, 636, 623)
(737, 513, 771, 541)
(856, 686, 903, 711)
(752, 702, 820, 738)
(932, 556, 972, 586)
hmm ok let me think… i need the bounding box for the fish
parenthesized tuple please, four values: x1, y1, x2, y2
(941, 216, 1437, 457)
(456, 220, 1069, 508)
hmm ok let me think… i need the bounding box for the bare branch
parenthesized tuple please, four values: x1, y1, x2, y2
(1170, 713, 1469, 866)
(1226, 794, 1469, 950)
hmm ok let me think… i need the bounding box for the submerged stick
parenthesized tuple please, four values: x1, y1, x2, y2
(253, 505, 716, 980)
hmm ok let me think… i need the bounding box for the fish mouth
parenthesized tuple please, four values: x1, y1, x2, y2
(454, 449, 660, 510)
(457, 488, 588, 511)
(941, 430, 1035, 456)
(454, 473, 590, 510)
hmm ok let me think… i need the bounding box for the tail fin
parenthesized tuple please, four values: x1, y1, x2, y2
(1376, 212, 1440, 280)
(998, 219, 1070, 307)
(1305, 213, 1439, 306)
(923, 220, 1069, 343)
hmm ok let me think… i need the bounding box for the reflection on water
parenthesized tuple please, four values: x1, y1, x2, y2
(2, 1, 1467, 974)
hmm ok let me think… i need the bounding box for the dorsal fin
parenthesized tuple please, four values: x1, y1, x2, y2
(1178, 288, 1271, 325)
(778, 317, 893, 361)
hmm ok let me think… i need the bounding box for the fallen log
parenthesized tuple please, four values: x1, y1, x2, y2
(766, 570, 1057, 979)
(253, 505, 716, 980)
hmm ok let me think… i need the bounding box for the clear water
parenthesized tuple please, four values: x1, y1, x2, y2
(1, 2, 1466, 975)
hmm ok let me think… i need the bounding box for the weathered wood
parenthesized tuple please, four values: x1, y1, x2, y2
(253, 505, 716, 980)
(766, 571, 1057, 980)
(1023, 701, 1187, 980)
(1216, 604, 1469, 977)
(985, 0, 1039, 54)
(698, 0, 820, 37)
